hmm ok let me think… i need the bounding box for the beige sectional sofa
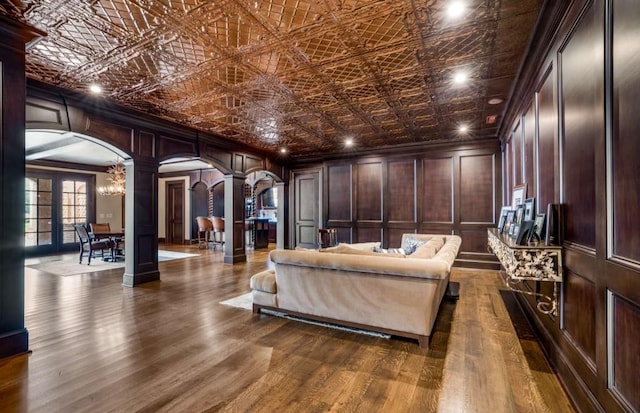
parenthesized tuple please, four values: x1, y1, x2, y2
(250, 234, 461, 348)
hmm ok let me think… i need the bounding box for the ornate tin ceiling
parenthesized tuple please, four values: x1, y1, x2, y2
(5, 0, 542, 159)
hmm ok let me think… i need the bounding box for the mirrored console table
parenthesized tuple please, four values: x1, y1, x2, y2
(487, 228, 563, 315)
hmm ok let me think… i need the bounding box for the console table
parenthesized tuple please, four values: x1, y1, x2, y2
(487, 228, 563, 315)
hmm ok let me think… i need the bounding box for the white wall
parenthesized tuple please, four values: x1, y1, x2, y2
(95, 171, 124, 229)
(158, 176, 191, 241)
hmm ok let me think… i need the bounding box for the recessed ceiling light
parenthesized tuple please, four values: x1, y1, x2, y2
(447, 1, 466, 18)
(458, 125, 469, 133)
(488, 97, 504, 105)
(453, 71, 468, 85)
(89, 84, 102, 94)
(345, 138, 354, 147)
(280, 148, 287, 154)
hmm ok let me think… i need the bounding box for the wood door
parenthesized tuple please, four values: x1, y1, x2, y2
(293, 170, 319, 248)
(166, 180, 184, 244)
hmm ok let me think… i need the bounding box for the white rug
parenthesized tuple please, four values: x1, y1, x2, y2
(27, 250, 199, 276)
(220, 292, 391, 339)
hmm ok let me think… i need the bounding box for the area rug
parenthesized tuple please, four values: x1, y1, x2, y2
(220, 292, 391, 339)
(27, 250, 199, 276)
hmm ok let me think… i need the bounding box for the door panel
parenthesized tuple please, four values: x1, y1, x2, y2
(166, 181, 184, 244)
(294, 171, 319, 248)
(26, 172, 93, 256)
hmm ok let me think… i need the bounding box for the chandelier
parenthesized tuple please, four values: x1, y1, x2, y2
(97, 160, 126, 196)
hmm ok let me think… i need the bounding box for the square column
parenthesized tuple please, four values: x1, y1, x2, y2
(224, 174, 247, 264)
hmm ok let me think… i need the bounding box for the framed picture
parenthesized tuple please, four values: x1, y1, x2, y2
(523, 198, 535, 221)
(497, 206, 511, 232)
(510, 222, 520, 238)
(532, 213, 546, 242)
(515, 204, 525, 225)
(516, 220, 535, 245)
(503, 210, 516, 234)
(511, 184, 527, 209)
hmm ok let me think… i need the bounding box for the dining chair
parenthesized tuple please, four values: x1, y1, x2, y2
(73, 224, 113, 264)
(210, 216, 225, 250)
(196, 216, 213, 249)
(89, 222, 124, 260)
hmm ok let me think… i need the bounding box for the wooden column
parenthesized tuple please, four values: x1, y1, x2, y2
(275, 181, 287, 250)
(0, 15, 44, 358)
(223, 174, 246, 264)
(122, 158, 160, 286)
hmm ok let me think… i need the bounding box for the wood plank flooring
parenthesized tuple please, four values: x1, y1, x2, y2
(1, 245, 575, 412)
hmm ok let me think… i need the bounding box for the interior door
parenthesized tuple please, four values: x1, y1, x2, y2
(293, 171, 319, 248)
(166, 180, 184, 244)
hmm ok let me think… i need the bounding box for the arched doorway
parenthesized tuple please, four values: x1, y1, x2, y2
(25, 130, 130, 256)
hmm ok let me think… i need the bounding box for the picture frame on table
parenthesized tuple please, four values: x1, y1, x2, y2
(523, 198, 536, 221)
(511, 204, 525, 238)
(497, 206, 511, 232)
(511, 184, 527, 209)
(516, 220, 535, 245)
(503, 210, 516, 234)
(531, 213, 546, 242)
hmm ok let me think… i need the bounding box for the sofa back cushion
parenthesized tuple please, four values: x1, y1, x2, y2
(321, 243, 405, 258)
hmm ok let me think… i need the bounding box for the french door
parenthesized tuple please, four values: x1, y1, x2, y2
(25, 171, 95, 256)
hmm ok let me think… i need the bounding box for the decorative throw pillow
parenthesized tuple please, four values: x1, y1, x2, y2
(401, 235, 427, 255)
(373, 247, 406, 255)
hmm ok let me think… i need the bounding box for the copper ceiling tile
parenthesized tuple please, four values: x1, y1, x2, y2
(12, 0, 543, 158)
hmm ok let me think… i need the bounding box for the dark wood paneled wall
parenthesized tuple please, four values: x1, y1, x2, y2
(317, 142, 501, 268)
(501, 1, 640, 411)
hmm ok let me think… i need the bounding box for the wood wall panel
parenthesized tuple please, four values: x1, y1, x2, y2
(499, 1, 640, 411)
(505, 140, 512, 205)
(422, 157, 453, 223)
(612, 0, 640, 264)
(536, 69, 556, 210)
(318, 143, 500, 267)
(137, 131, 155, 158)
(460, 154, 494, 224)
(356, 226, 381, 243)
(524, 102, 536, 198)
(387, 229, 406, 249)
(559, 4, 600, 249)
(387, 160, 415, 222)
(563, 270, 596, 364)
(26, 101, 64, 128)
(327, 164, 351, 222)
(512, 122, 522, 186)
(459, 229, 488, 254)
(356, 162, 382, 221)
(610, 293, 640, 411)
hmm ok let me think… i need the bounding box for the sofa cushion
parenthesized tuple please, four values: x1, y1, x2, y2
(250, 269, 277, 293)
(411, 237, 445, 259)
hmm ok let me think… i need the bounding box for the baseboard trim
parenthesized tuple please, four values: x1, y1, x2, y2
(122, 270, 160, 287)
(0, 328, 29, 360)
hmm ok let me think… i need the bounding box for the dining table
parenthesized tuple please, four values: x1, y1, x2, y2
(93, 230, 125, 262)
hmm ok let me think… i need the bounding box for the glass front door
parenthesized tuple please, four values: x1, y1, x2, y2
(25, 171, 94, 256)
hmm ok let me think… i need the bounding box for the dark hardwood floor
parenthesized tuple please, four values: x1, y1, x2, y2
(1, 245, 575, 412)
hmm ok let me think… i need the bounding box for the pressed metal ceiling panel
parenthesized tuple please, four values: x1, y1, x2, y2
(7, 0, 543, 158)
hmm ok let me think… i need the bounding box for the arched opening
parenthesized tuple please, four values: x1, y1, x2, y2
(190, 182, 209, 240)
(25, 129, 131, 256)
(245, 170, 283, 249)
